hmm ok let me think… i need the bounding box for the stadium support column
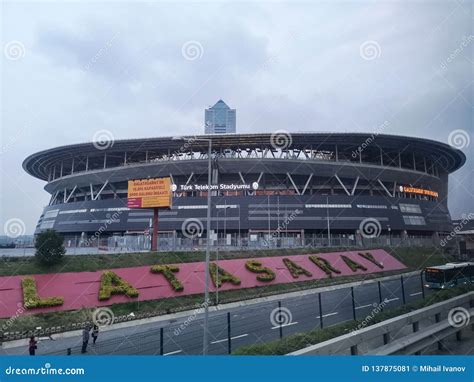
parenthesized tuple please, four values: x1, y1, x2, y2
(151, 208, 159, 252)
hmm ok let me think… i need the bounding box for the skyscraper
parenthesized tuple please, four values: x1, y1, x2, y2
(204, 100, 236, 134)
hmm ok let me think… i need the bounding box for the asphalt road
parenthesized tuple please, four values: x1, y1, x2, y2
(1, 273, 433, 356)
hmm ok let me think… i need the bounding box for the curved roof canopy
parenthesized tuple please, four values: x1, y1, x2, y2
(23, 133, 466, 181)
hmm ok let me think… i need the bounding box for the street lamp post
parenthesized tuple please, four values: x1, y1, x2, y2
(326, 195, 331, 247)
(173, 135, 212, 355)
(216, 203, 230, 305)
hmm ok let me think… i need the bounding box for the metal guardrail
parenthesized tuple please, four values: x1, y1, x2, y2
(288, 291, 474, 356)
(373, 308, 474, 355)
(1, 270, 424, 344)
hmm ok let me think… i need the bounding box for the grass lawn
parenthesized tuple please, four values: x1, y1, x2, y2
(0, 245, 451, 276)
(0, 246, 454, 334)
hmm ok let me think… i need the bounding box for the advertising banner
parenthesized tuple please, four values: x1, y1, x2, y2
(127, 178, 172, 208)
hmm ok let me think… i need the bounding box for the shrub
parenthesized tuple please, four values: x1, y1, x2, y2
(245, 260, 276, 282)
(34, 229, 65, 266)
(209, 263, 241, 288)
(341, 255, 367, 272)
(358, 252, 384, 269)
(98, 271, 139, 301)
(151, 265, 184, 291)
(21, 277, 64, 309)
(282, 258, 312, 278)
(308, 256, 341, 277)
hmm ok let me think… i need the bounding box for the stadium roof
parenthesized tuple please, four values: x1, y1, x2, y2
(23, 132, 466, 181)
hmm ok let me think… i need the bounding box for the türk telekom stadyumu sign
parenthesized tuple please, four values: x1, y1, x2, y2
(173, 182, 259, 192)
(127, 177, 172, 209)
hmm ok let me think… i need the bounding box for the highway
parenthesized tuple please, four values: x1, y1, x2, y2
(1, 272, 433, 356)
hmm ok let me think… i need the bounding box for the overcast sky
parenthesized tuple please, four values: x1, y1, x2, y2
(1, 0, 472, 235)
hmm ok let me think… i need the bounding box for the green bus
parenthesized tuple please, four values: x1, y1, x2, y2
(424, 262, 474, 289)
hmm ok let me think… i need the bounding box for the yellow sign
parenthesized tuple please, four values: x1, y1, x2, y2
(399, 186, 438, 198)
(127, 178, 172, 208)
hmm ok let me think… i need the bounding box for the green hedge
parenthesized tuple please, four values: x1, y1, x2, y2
(308, 256, 341, 277)
(209, 263, 241, 288)
(151, 265, 184, 291)
(282, 258, 312, 278)
(358, 252, 384, 269)
(98, 271, 139, 301)
(21, 277, 64, 309)
(341, 255, 367, 272)
(245, 260, 276, 282)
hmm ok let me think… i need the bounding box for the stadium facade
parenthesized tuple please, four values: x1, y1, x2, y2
(23, 133, 465, 250)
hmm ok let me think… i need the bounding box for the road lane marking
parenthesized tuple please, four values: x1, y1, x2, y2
(410, 292, 422, 296)
(385, 298, 399, 302)
(211, 334, 248, 344)
(315, 312, 338, 319)
(163, 350, 182, 356)
(355, 304, 374, 310)
(271, 322, 298, 330)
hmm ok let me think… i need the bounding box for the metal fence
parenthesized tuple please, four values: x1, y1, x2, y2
(26, 272, 447, 356)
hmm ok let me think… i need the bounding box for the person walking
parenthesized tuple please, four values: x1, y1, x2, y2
(92, 325, 99, 345)
(81, 326, 90, 354)
(28, 336, 37, 356)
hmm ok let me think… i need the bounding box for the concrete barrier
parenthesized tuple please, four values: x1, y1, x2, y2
(288, 291, 474, 355)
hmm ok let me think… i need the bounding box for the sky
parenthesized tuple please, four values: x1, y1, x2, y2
(1, 0, 473, 235)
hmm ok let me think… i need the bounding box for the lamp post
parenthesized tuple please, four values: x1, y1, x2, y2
(326, 195, 331, 247)
(216, 203, 231, 305)
(173, 135, 212, 355)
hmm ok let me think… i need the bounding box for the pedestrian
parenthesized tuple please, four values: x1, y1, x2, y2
(81, 326, 90, 354)
(28, 336, 37, 356)
(92, 325, 99, 345)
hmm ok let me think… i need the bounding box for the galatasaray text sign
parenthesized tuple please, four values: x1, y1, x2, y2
(127, 177, 172, 208)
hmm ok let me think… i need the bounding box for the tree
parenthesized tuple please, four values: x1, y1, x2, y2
(35, 229, 65, 265)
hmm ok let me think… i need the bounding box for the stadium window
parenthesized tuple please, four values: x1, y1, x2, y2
(356, 205, 388, 209)
(39, 220, 55, 229)
(402, 215, 426, 225)
(44, 209, 59, 219)
(305, 204, 352, 208)
(399, 204, 422, 214)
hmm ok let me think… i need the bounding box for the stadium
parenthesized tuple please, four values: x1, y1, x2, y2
(23, 132, 466, 251)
